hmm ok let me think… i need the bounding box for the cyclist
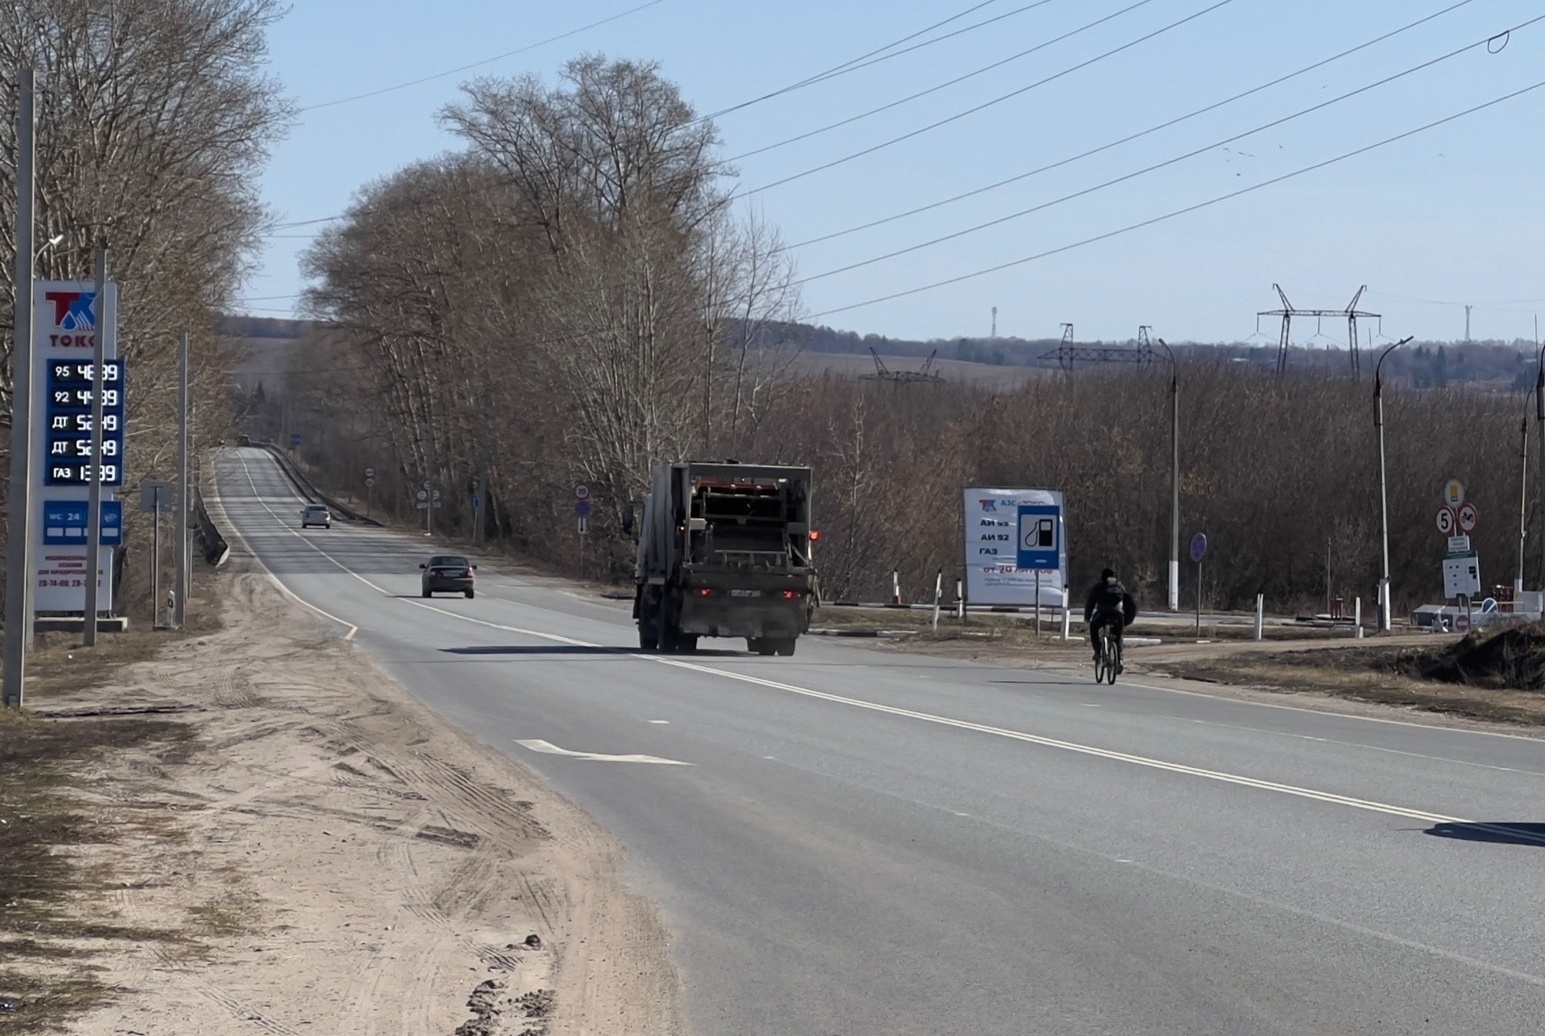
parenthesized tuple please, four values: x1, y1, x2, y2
(1084, 568, 1138, 672)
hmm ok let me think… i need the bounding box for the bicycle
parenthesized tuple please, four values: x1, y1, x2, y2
(1093, 623, 1121, 685)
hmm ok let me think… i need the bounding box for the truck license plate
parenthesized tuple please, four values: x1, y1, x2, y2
(729, 589, 762, 597)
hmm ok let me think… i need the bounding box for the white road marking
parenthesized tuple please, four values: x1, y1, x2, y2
(214, 459, 360, 640)
(649, 719, 670, 724)
(514, 739, 691, 766)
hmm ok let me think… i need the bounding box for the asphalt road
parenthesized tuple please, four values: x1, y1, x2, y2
(215, 447, 1545, 1035)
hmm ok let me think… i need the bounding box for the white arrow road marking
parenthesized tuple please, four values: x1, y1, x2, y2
(515, 739, 692, 766)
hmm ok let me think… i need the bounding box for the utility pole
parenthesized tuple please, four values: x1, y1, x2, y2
(1153, 333, 1180, 613)
(1465, 305, 1473, 344)
(1373, 337, 1412, 632)
(174, 332, 189, 626)
(3, 67, 36, 708)
(83, 246, 110, 646)
(1517, 413, 1528, 594)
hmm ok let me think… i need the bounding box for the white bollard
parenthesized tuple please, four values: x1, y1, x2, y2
(1061, 589, 1071, 641)
(956, 579, 964, 619)
(165, 590, 177, 629)
(1254, 593, 1264, 642)
(892, 570, 901, 606)
(931, 571, 942, 631)
(1354, 597, 1363, 638)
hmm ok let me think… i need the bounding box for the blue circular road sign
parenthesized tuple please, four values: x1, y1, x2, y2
(1189, 532, 1208, 563)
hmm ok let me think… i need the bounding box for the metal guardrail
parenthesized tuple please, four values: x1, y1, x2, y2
(192, 485, 230, 566)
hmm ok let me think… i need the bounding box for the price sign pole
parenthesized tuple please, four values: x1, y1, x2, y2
(83, 247, 109, 645)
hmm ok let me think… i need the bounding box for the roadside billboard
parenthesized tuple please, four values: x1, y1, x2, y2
(962, 487, 1066, 608)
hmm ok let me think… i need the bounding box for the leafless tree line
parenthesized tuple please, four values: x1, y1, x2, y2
(294, 57, 803, 574)
(0, 0, 292, 614)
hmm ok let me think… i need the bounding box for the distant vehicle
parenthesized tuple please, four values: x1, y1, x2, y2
(238, 434, 251, 446)
(300, 504, 331, 529)
(421, 555, 476, 598)
(631, 460, 819, 656)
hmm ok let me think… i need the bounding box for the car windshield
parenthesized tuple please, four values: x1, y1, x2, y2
(305, 506, 327, 515)
(428, 556, 469, 568)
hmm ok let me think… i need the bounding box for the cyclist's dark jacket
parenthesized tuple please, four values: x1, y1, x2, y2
(1084, 579, 1138, 628)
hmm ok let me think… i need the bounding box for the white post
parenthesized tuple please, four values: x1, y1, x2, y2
(3, 68, 36, 708)
(892, 570, 900, 606)
(955, 578, 963, 619)
(1061, 588, 1071, 641)
(1354, 596, 1363, 638)
(1254, 593, 1264, 642)
(931, 570, 942, 631)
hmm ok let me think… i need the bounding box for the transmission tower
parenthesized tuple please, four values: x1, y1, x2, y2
(1045, 322, 1156, 372)
(1257, 284, 1378, 378)
(860, 346, 943, 385)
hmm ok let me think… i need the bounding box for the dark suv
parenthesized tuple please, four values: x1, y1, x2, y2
(420, 555, 476, 598)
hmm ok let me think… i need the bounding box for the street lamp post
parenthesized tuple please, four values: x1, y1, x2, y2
(1374, 336, 1413, 632)
(1518, 403, 1530, 595)
(1535, 342, 1544, 592)
(1156, 338, 1180, 612)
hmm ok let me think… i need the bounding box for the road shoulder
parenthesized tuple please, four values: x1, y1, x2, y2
(20, 559, 683, 1036)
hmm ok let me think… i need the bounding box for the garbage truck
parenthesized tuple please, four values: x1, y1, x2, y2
(631, 460, 819, 656)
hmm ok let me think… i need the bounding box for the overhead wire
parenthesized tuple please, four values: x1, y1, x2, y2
(803, 77, 1545, 320)
(738, 0, 1240, 198)
(698, 0, 1022, 122)
(725, 0, 1156, 163)
(789, 0, 1479, 249)
(793, 10, 1545, 285)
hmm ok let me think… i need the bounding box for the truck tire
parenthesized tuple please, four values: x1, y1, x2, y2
(774, 638, 796, 657)
(678, 635, 698, 654)
(749, 638, 775, 656)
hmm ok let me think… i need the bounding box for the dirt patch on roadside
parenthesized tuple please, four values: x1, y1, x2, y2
(3, 559, 683, 1035)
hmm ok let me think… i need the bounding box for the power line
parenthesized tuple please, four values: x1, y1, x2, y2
(805, 77, 1545, 320)
(789, 0, 1479, 249)
(699, 0, 1015, 122)
(297, 0, 670, 114)
(794, 10, 1542, 286)
(739, 0, 1240, 198)
(726, 0, 1153, 163)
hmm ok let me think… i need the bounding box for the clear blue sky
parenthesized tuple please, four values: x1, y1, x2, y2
(240, 0, 1545, 345)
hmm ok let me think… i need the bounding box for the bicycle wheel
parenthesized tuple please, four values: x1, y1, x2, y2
(1104, 634, 1120, 685)
(1093, 629, 1110, 683)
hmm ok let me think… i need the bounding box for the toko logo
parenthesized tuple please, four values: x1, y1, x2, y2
(45, 291, 96, 331)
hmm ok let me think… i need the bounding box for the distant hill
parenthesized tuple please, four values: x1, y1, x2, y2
(219, 314, 311, 339)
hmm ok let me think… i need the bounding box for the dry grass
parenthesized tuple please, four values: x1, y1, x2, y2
(0, 581, 224, 1031)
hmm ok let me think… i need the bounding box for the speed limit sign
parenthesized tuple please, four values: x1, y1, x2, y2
(1435, 506, 1456, 536)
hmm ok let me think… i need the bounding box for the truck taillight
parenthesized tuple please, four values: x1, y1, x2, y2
(782, 590, 803, 600)
(697, 587, 713, 597)
(809, 530, 820, 542)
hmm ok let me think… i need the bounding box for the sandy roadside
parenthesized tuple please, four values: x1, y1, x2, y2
(24, 557, 685, 1036)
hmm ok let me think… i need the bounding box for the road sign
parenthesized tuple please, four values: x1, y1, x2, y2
(1015, 504, 1060, 570)
(1435, 506, 1456, 536)
(416, 489, 428, 502)
(1456, 501, 1480, 533)
(575, 499, 591, 519)
(42, 500, 122, 546)
(1481, 597, 1498, 614)
(416, 501, 441, 510)
(1443, 479, 1465, 508)
(1189, 532, 1208, 563)
(471, 494, 481, 509)
(575, 484, 589, 500)
(577, 514, 589, 535)
(364, 477, 375, 489)
(139, 480, 175, 513)
(364, 466, 375, 479)
(1442, 552, 1481, 599)
(1447, 535, 1471, 554)
(431, 490, 441, 501)
(289, 432, 300, 448)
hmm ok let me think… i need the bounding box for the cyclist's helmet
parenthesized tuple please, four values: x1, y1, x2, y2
(1101, 568, 1117, 583)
